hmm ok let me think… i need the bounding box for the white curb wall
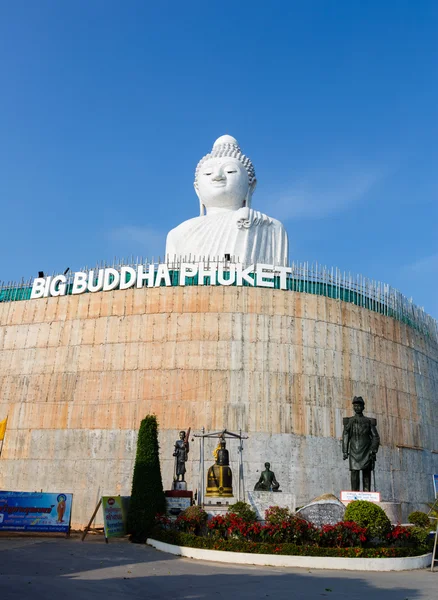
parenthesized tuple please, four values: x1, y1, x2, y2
(147, 538, 432, 572)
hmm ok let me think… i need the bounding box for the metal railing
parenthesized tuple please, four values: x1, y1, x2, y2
(1, 257, 437, 344)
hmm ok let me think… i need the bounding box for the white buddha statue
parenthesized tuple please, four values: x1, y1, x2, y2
(165, 135, 289, 266)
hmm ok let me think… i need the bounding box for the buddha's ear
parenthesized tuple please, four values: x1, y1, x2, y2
(244, 178, 257, 208)
(195, 185, 206, 216)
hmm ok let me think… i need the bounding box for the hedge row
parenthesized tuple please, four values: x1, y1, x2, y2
(152, 529, 429, 558)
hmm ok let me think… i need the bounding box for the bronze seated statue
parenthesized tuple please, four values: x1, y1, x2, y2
(254, 462, 281, 492)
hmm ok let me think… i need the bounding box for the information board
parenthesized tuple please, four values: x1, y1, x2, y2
(433, 474, 438, 498)
(165, 496, 191, 516)
(102, 496, 130, 539)
(340, 491, 381, 503)
(0, 491, 72, 533)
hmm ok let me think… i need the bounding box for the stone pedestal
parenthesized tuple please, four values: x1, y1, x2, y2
(203, 497, 235, 517)
(248, 491, 295, 521)
(203, 497, 234, 507)
(378, 502, 402, 524)
(165, 489, 193, 516)
(296, 494, 345, 527)
(340, 493, 402, 524)
(172, 481, 187, 491)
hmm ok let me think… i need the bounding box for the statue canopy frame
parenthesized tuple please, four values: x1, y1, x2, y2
(193, 428, 248, 506)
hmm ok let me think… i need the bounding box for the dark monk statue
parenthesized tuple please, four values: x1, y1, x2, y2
(254, 462, 281, 492)
(342, 396, 380, 491)
(173, 430, 189, 482)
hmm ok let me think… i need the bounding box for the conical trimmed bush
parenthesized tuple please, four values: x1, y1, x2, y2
(127, 415, 166, 542)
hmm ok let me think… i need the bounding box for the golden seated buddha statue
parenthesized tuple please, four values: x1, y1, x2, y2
(205, 438, 233, 497)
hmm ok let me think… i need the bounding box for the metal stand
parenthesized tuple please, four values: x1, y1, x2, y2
(431, 517, 438, 572)
(427, 497, 438, 518)
(238, 429, 245, 502)
(428, 478, 438, 572)
(194, 428, 248, 506)
(82, 499, 104, 542)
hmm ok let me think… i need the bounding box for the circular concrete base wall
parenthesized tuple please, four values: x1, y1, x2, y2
(0, 286, 437, 527)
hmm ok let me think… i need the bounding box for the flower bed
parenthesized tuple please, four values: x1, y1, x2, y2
(152, 529, 428, 558)
(151, 501, 432, 559)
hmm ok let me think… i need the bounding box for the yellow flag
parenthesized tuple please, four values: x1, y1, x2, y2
(0, 417, 7, 441)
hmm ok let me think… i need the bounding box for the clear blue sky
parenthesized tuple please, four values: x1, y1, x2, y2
(1, 1, 437, 317)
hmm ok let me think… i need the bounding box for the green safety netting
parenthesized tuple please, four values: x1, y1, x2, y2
(0, 270, 435, 341)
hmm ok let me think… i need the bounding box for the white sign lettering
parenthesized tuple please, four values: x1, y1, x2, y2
(30, 263, 292, 300)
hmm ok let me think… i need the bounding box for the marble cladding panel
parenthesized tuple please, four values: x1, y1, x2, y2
(0, 286, 437, 526)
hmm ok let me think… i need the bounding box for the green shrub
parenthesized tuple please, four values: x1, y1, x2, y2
(408, 511, 430, 528)
(264, 506, 293, 524)
(344, 500, 391, 539)
(176, 506, 208, 534)
(127, 415, 165, 543)
(227, 501, 257, 524)
(410, 526, 434, 550)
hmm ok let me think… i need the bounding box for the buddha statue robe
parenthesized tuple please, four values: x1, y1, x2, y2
(166, 207, 289, 266)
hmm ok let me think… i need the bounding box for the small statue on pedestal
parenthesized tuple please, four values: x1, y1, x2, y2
(173, 430, 190, 486)
(254, 462, 281, 492)
(342, 397, 380, 491)
(205, 437, 233, 497)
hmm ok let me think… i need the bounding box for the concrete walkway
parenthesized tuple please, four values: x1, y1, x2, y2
(0, 535, 436, 599)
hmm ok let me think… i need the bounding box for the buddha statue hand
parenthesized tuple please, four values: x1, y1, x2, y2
(235, 207, 273, 230)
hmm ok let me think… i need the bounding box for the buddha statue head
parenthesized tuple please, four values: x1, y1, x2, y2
(194, 135, 257, 216)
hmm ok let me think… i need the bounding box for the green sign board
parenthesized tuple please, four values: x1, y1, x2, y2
(102, 496, 130, 539)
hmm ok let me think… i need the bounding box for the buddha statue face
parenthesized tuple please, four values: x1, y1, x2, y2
(196, 157, 253, 213)
(194, 135, 257, 215)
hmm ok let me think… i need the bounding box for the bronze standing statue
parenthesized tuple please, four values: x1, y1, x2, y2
(342, 397, 380, 491)
(173, 430, 190, 483)
(254, 462, 281, 492)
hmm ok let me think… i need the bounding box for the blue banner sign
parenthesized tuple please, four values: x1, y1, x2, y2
(434, 475, 438, 499)
(0, 491, 72, 533)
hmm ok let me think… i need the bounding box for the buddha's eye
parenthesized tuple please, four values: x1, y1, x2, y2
(226, 170, 237, 174)
(204, 172, 212, 176)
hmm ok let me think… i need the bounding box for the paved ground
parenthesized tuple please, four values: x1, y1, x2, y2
(0, 534, 436, 599)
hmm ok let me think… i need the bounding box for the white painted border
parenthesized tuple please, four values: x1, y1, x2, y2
(147, 538, 432, 572)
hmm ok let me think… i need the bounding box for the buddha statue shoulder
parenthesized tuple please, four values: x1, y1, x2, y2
(165, 135, 289, 266)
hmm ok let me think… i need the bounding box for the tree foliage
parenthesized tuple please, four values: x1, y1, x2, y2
(127, 415, 166, 542)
